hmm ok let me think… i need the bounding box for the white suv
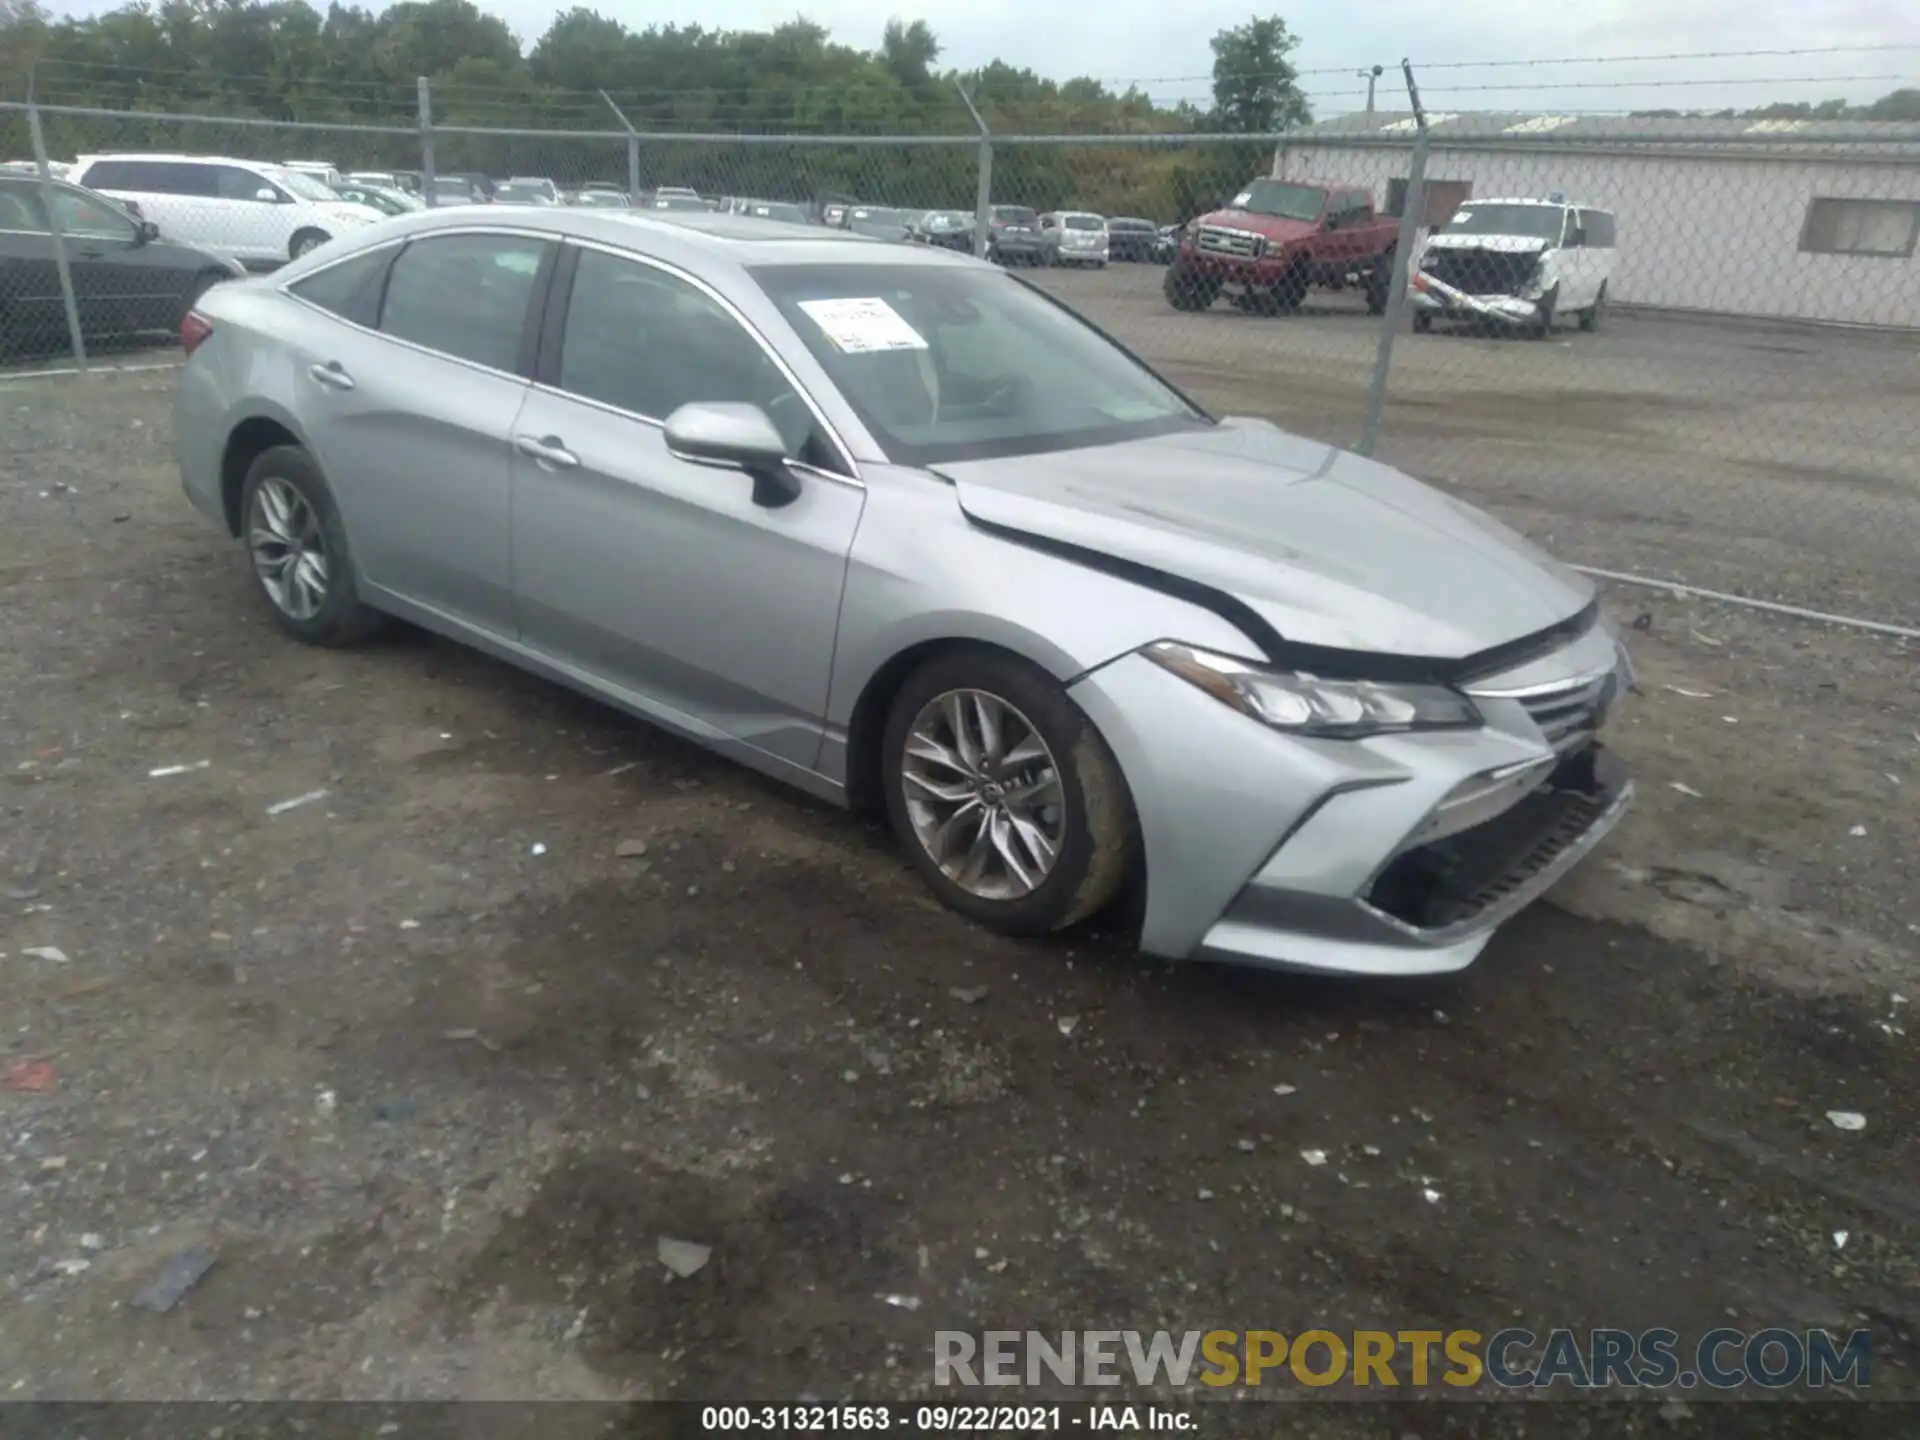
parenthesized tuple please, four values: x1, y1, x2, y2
(1413, 196, 1617, 335)
(70, 154, 383, 268)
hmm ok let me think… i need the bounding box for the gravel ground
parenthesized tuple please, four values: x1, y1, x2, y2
(1, 365, 1916, 1418)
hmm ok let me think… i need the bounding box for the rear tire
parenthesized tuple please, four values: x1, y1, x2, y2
(1579, 281, 1607, 332)
(1273, 262, 1310, 312)
(240, 445, 384, 647)
(882, 648, 1137, 938)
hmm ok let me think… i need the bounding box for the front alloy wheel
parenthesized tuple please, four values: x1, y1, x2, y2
(883, 649, 1137, 937)
(902, 689, 1065, 901)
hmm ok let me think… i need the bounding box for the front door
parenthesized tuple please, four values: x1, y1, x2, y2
(42, 183, 176, 335)
(509, 245, 864, 769)
(294, 230, 553, 636)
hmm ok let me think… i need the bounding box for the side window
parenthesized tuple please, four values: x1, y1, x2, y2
(216, 166, 277, 202)
(289, 245, 396, 324)
(1557, 209, 1581, 247)
(0, 185, 44, 231)
(380, 233, 551, 372)
(47, 187, 137, 240)
(1580, 210, 1615, 248)
(147, 163, 217, 197)
(556, 248, 817, 460)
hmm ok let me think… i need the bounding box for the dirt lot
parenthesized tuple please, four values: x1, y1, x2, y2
(1032, 265, 1920, 628)
(2, 362, 1918, 1419)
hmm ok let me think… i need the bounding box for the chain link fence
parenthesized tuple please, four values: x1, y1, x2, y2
(3, 85, 1917, 620)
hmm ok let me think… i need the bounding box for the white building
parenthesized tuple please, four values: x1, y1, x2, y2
(1274, 112, 1920, 328)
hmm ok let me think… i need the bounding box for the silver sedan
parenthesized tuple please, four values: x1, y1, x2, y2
(174, 206, 1634, 976)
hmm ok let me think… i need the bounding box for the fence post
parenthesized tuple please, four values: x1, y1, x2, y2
(599, 90, 641, 201)
(1359, 60, 1429, 457)
(26, 91, 89, 372)
(417, 76, 436, 207)
(955, 80, 993, 259)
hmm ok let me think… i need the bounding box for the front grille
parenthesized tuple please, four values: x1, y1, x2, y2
(1366, 746, 1623, 932)
(1196, 225, 1267, 259)
(1422, 247, 1540, 296)
(1517, 675, 1614, 754)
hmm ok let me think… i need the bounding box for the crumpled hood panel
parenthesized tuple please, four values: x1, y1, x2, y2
(941, 419, 1593, 661)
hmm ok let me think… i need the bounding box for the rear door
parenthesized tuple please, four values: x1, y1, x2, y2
(508, 243, 864, 768)
(286, 229, 553, 636)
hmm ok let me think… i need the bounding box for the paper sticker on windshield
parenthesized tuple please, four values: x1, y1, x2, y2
(1232, 190, 1252, 207)
(798, 297, 929, 354)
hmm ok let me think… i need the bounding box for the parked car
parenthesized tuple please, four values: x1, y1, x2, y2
(0, 173, 243, 355)
(914, 209, 975, 252)
(1164, 180, 1399, 314)
(173, 205, 1634, 977)
(985, 204, 1044, 265)
(1151, 223, 1183, 263)
(646, 191, 708, 213)
(844, 206, 914, 243)
(580, 181, 626, 195)
(740, 201, 812, 226)
(822, 202, 850, 227)
(492, 181, 559, 207)
(1413, 197, 1617, 336)
(436, 171, 494, 201)
(427, 176, 487, 206)
(70, 154, 384, 267)
(1039, 211, 1109, 267)
(331, 181, 422, 217)
(566, 190, 631, 209)
(1106, 215, 1158, 262)
(506, 176, 560, 203)
(281, 160, 343, 187)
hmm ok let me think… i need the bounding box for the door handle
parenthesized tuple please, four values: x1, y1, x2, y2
(308, 361, 354, 391)
(514, 434, 580, 469)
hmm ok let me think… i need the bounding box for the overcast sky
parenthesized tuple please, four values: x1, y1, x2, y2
(36, 0, 1920, 115)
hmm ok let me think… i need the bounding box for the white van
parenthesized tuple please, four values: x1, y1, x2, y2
(69, 154, 383, 267)
(1412, 196, 1617, 335)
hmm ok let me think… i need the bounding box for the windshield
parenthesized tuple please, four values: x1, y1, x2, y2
(1062, 214, 1103, 231)
(1227, 180, 1324, 221)
(1443, 203, 1568, 241)
(495, 183, 552, 204)
(754, 262, 1206, 466)
(273, 169, 340, 203)
(991, 206, 1036, 226)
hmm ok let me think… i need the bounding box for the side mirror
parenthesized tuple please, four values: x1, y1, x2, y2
(663, 402, 801, 507)
(136, 218, 161, 244)
(255, 186, 280, 203)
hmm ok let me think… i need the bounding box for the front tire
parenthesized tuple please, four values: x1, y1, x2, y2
(1365, 252, 1394, 315)
(1164, 264, 1219, 312)
(1529, 285, 1559, 339)
(882, 649, 1136, 938)
(289, 228, 330, 260)
(240, 445, 384, 647)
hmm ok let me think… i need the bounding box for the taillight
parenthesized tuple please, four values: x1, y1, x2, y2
(180, 311, 214, 356)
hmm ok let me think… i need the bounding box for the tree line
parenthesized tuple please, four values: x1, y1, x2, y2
(0, 0, 1314, 221)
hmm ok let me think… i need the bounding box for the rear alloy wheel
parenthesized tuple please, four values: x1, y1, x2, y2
(241, 445, 384, 646)
(883, 650, 1136, 937)
(1579, 281, 1607, 332)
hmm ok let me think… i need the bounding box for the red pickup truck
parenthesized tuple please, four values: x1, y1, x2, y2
(1164, 179, 1400, 315)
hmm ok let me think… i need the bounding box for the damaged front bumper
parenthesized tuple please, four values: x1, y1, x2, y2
(1410, 270, 1546, 326)
(1067, 617, 1635, 977)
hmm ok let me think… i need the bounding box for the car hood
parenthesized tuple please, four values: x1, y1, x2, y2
(1194, 211, 1319, 244)
(315, 201, 384, 226)
(1425, 232, 1551, 254)
(940, 418, 1594, 661)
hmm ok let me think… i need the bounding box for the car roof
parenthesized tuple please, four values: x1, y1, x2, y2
(1462, 196, 1606, 210)
(290, 204, 977, 279)
(78, 152, 293, 169)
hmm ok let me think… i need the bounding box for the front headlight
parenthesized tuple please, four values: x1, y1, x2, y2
(1144, 642, 1481, 738)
